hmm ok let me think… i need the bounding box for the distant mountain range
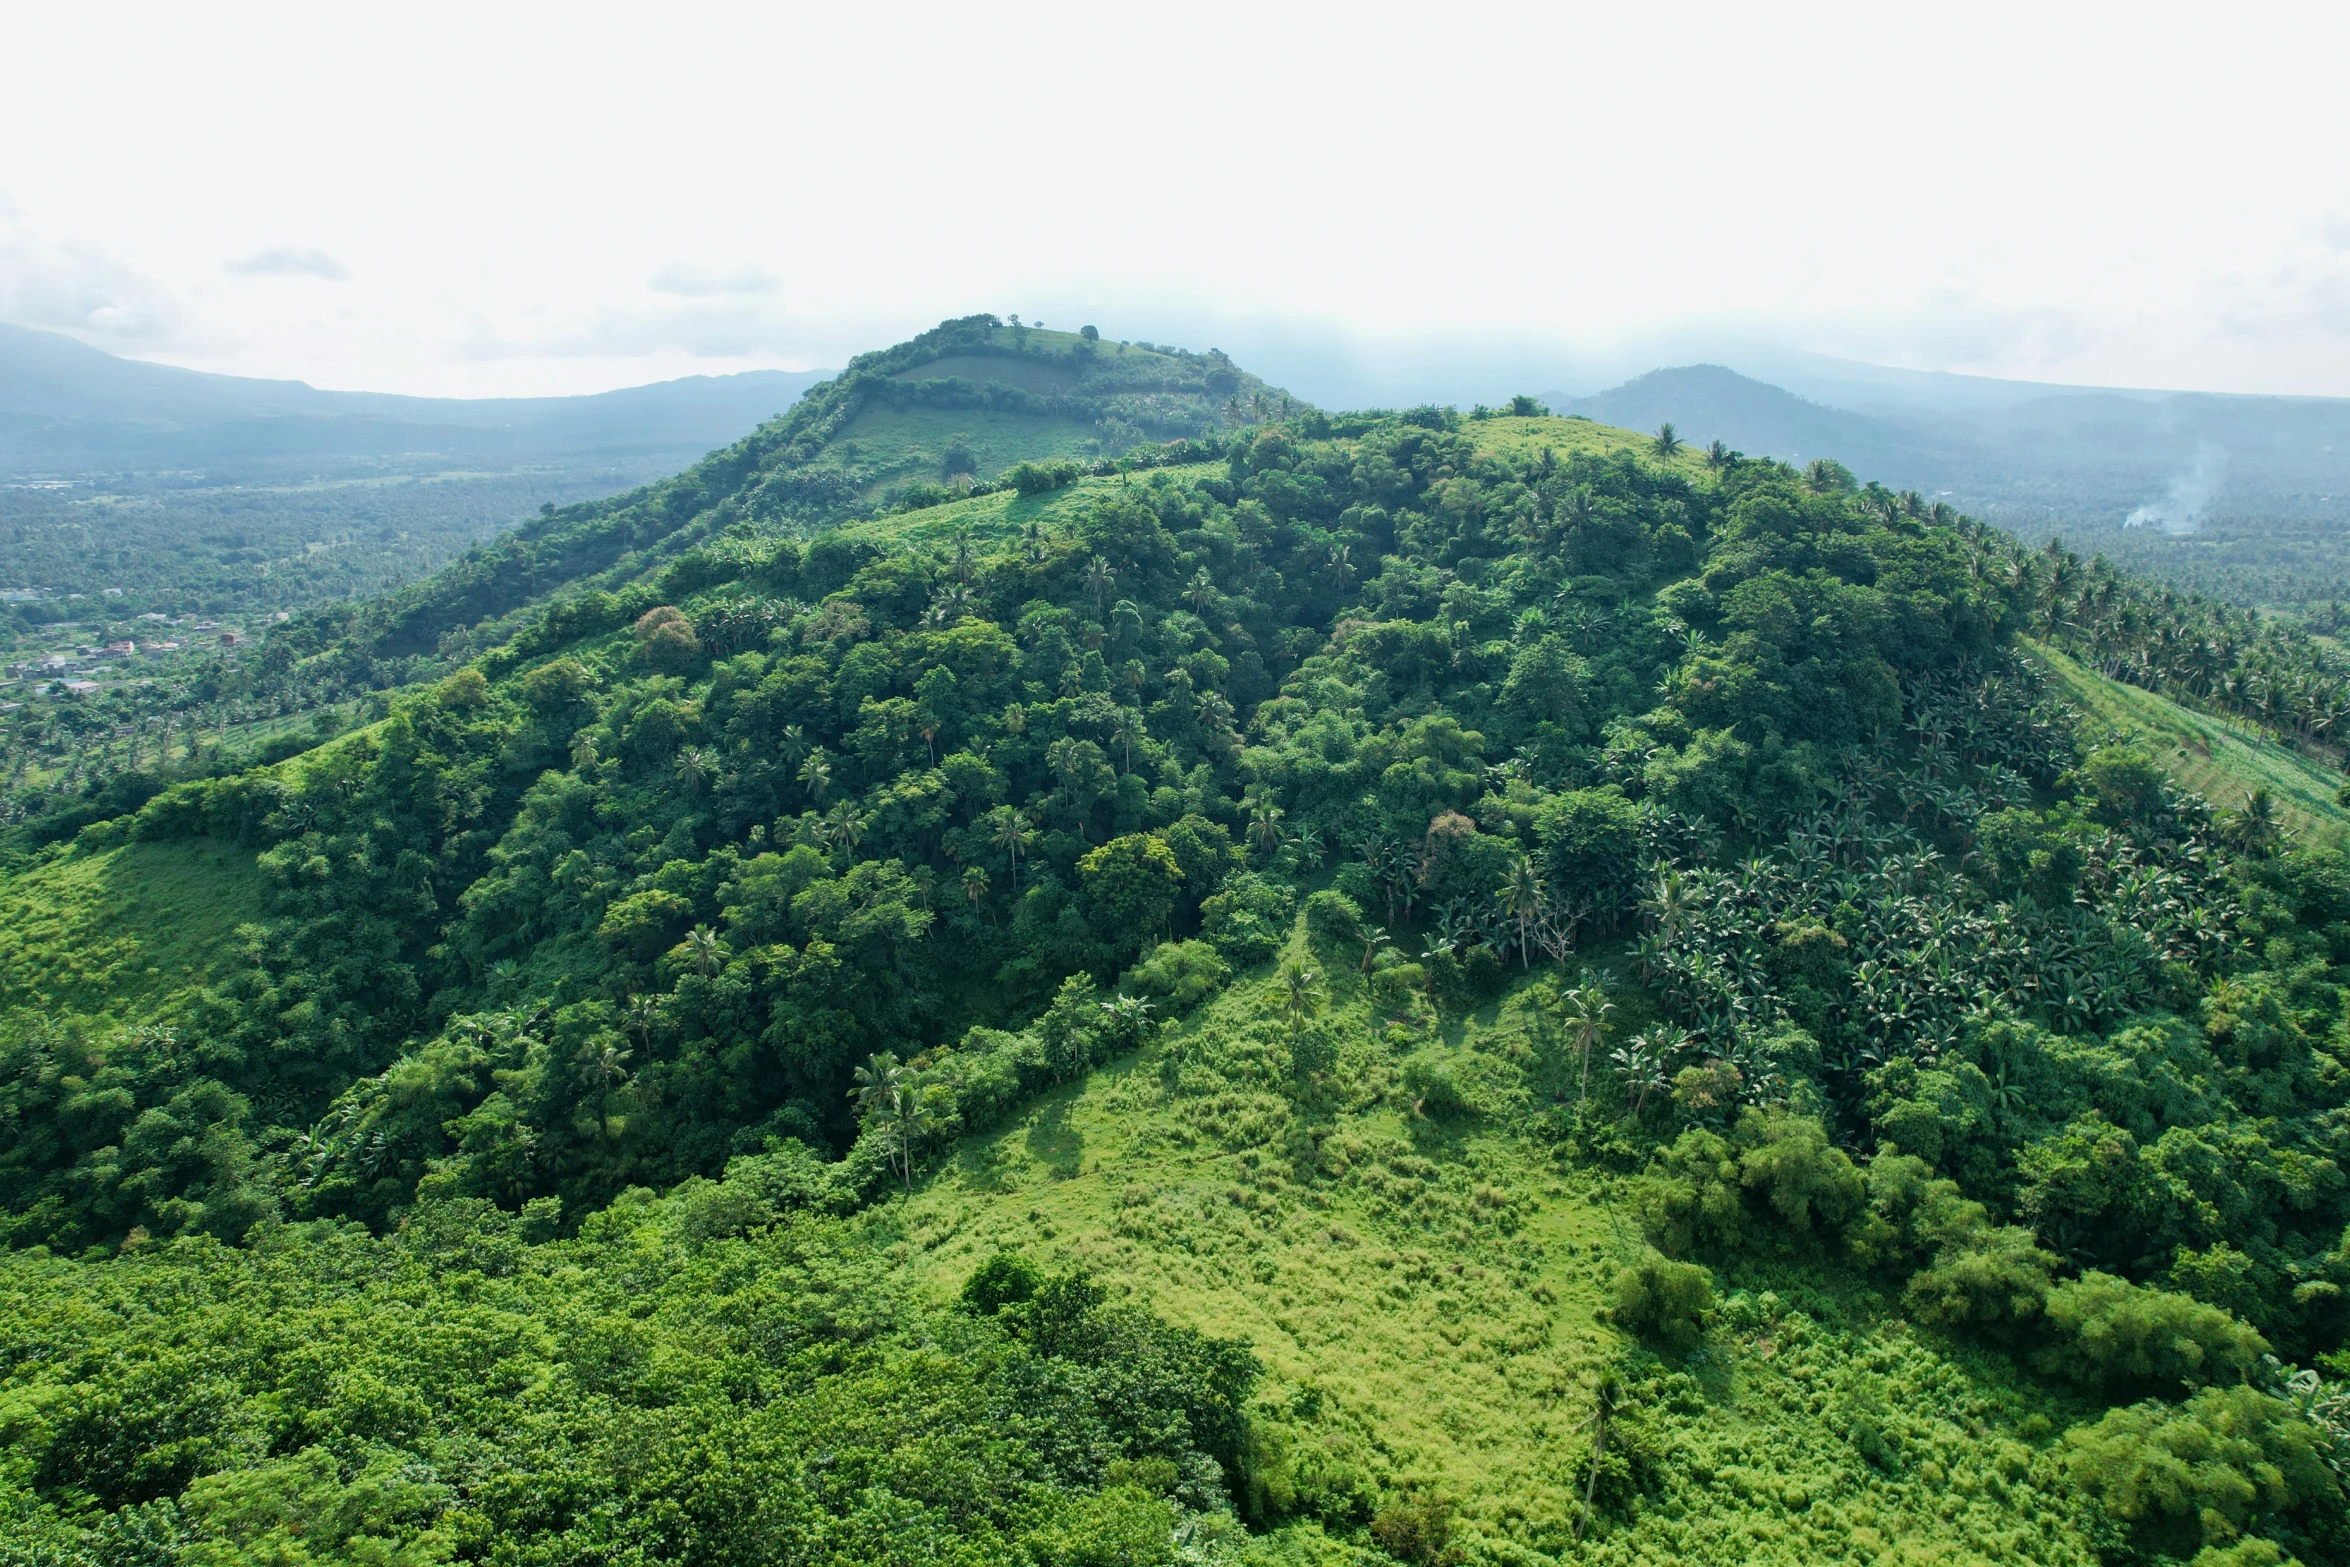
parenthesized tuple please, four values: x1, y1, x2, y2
(0, 322, 827, 477)
(1552, 362, 2350, 537)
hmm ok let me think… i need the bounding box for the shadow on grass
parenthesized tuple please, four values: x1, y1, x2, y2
(1026, 1097, 1084, 1179)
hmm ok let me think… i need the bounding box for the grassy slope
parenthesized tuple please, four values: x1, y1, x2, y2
(824, 403, 1109, 500)
(0, 838, 261, 1022)
(2029, 640, 2347, 840)
(837, 411, 1704, 556)
(889, 927, 2098, 1565)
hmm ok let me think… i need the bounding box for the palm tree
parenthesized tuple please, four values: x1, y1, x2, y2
(1186, 568, 1219, 614)
(580, 1037, 633, 1131)
(2221, 787, 2281, 857)
(1359, 924, 1393, 974)
(851, 1051, 931, 1195)
(1650, 423, 1682, 458)
(1562, 975, 1615, 1111)
(570, 732, 600, 772)
(823, 799, 866, 852)
(1085, 555, 1117, 617)
(796, 749, 832, 805)
(1247, 799, 1286, 858)
(1112, 708, 1146, 773)
(992, 807, 1033, 891)
(1638, 865, 1692, 938)
(962, 864, 991, 911)
(674, 746, 709, 797)
(1497, 855, 1546, 969)
(622, 994, 660, 1054)
(1278, 956, 1326, 1042)
(1704, 439, 1730, 471)
(682, 924, 724, 978)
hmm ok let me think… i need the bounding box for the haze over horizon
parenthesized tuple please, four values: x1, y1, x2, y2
(4, 0, 2347, 403)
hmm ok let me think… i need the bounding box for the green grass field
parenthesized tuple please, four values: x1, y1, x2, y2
(0, 837, 262, 1023)
(1468, 413, 1714, 479)
(2028, 641, 2348, 841)
(889, 925, 2098, 1563)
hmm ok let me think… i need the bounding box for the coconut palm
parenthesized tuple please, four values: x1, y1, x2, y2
(992, 807, 1034, 891)
(1650, 423, 1682, 458)
(1562, 975, 1616, 1111)
(580, 1036, 633, 1130)
(823, 799, 867, 852)
(850, 1051, 932, 1195)
(682, 924, 724, 978)
(1278, 956, 1326, 1043)
(1496, 854, 1546, 968)
(1247, 798, 1286, 858)
(1085, 555, 1117, 617)
(797, 749, 832, 804)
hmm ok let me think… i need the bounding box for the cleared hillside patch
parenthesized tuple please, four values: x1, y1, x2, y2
(0, 837, 261, 1021)
(890, 930, 2100, 1564)
(2029, 640, 2347, 838)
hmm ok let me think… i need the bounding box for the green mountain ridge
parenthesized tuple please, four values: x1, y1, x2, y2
(8, 321, 2350, 1566)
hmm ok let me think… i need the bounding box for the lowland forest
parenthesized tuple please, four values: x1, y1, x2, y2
(11, 314, 2350, 1567)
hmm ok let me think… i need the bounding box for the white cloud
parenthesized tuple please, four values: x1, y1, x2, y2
(4, 3, 2349, 398)
(648, 262, 778, 298)
(225, 246, 350, 280)
(0, 193, 183, 344)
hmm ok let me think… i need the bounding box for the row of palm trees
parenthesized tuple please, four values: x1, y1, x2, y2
(1987, 534, 2350, 757)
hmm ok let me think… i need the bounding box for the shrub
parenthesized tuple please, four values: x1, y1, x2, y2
(1302, 889, 1363, 944)
(2063, 1385, 2336, 1560)
(962, 1250, 1044, 1314)
(1369, 1494, 1458, 1566)
(1637, 1110, 1863, 1256)
(1401, 1053, 1473, 1120)
(1611, 1251, 1716, 1351)
(1005, 459, 1081, 496)
(1904, 1226, 2059, 1343)
(2039, 1272, 2270, 1394)
(1199, 872, 1294, 967)
(634, 605, 702, 673)
(1125, 940, 1229, 1013)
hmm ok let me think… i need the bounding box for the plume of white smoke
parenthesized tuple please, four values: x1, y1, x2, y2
(2123, 445, 2228, 534)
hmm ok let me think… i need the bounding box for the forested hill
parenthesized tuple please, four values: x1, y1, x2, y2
(298, 314, 1293, 668)
(14, 336, 2350, 1563)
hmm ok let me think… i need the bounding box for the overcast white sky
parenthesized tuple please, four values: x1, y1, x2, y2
(4, 0, 2347, 400)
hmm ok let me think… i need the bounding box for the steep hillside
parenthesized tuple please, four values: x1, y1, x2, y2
(9, 366, 2350, 1565)
(2031, 642, 2349, 841)
(310, 314, 1293, 666)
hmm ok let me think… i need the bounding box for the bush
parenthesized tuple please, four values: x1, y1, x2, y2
(1904, 1226, 2059, 1343)
(2063, 1386, 2337, 1561)
(1005, 459, 1082, 496)
(1637, 1110, 1864, 1257)
(1302, 889, 1363, 944)
(1401, 1053, 1473, 1119)
(2039, 1272, 2270, 1394)
(1611, 1251, 1716, 1351)
(1199, 872, 1295, 967)
(962, 1250, 1044, 1314)
(1125, 940, 1229, 1013)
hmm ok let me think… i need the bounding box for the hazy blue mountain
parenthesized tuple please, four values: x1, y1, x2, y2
(0, 322, 827, 476)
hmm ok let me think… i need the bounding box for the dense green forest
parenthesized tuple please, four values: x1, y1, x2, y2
(8, 321, 2350, 1565)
